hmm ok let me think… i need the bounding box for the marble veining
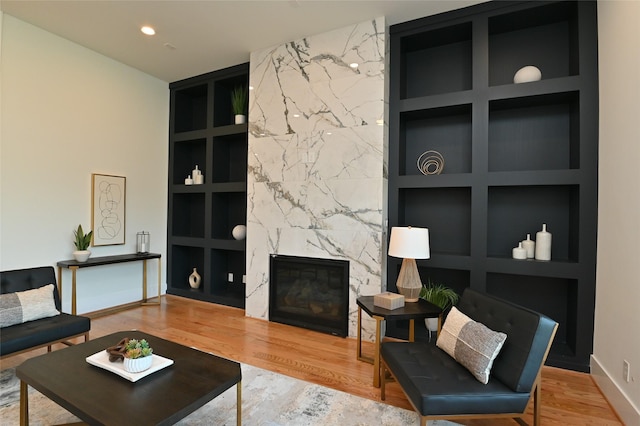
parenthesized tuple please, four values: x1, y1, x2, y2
(246, 18, 387, 340)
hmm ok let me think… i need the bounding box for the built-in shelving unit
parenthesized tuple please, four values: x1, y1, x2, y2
(387, 1, 598, 372)
(167, 63, 249, 309)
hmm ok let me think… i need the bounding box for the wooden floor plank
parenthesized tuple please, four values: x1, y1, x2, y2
(0, 296, 622, 425)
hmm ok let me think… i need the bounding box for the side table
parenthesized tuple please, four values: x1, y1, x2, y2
(356, 295, 442, 387)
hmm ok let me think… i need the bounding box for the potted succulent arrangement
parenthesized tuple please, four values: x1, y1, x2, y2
(72, 224, 93, 262)
(107, 337, 154, 373)
(123, 338, 154, 373)
(419, 279, 459, 334)
(231, 85, 248, 124)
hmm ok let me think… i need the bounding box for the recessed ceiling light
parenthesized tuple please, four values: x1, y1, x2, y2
(349, 63, 359, 69)
(141, 26, 156, 36)
(293, 114, 300, 118)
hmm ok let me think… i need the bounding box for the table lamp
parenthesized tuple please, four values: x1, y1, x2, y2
(388, 226, 430, 302)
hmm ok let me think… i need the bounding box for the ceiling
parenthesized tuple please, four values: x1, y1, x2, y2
(0, 0, 486, 82)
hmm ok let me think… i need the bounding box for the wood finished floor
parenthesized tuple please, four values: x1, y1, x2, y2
(1, 295, 622, 425)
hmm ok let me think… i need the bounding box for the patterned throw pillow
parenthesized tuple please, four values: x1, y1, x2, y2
(0, 284, 60, 328)
(436, 306, 507, 384)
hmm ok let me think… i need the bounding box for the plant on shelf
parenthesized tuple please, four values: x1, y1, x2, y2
(419, 279, 459, 334)
(72, 224, 93, 262)
(231, 85, 248, 124)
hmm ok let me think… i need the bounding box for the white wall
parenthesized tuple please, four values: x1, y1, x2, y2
(0, 15, 169, 313)
(593, 1, 640, 424)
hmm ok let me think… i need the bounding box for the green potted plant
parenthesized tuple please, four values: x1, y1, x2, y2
(123, 338, 154, 373)
(419, 279, 459, 333)
(231, 85, 248, 124)
(72, 224, 93, 262)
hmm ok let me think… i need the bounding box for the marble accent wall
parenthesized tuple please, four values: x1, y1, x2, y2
(246, 18, 386, 340)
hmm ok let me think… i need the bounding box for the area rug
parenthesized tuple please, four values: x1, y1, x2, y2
(0, 364, 458, 425)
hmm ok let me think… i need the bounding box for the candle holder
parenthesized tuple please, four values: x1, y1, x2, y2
(136, 231, 150, 254)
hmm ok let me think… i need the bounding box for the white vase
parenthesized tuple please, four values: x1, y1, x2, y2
(73, 250, 91, 262)
(235, 114, 246, 124)
(189, 268, 201, 289)
(535, 223, 552, 261)
(424, 317, 439, 332)
(123, 355, 153, 373)
(522, 234, 535, 259)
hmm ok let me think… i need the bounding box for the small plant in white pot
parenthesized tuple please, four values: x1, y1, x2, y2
(72, 224, 93, 262)
(123, 338, 154, 373)
(419, 280, 459, 335)
(231, 85, 248, 124)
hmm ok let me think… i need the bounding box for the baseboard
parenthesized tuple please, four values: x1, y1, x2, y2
(591, 355, 640, 425)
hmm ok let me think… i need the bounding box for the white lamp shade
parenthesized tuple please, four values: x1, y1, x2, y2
(388, 226, 430, 259)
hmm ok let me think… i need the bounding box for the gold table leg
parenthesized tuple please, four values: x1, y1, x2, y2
(70, 266, 78, 315)
(373, 315, 382, 388)
(142, 258, 161, 306)
(20, 381, 28, 426)
(356, 307, 374, 364)
(237, 380, 242, 426)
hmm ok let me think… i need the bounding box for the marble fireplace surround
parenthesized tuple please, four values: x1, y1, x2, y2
(245, 17, 387, 341)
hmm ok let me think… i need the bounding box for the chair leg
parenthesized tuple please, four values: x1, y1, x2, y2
(533, 379, 541, 426)
(380, 361, 386, 400)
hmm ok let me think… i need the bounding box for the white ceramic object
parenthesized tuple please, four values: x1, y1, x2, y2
(232, 224, 247, 240)
(189, 268, 201, 289)
(535, 223, 552, 261)
(513, 65, 542, 84)
(235, 114, 246, 124)
(123, 355, 153, 373)
(73, 250, 91, 262)
(512, 242, 527, 259)
(522, 234, 535, 259)
(424, 317, 439, 332)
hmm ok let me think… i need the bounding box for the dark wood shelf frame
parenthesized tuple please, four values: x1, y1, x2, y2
(168, 63, 249, 309)
(387, 0, 598, 372)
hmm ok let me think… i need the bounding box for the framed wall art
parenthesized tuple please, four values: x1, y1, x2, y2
(91, 173, 126, 246)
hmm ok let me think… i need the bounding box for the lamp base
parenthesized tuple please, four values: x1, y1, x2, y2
(395, 258, 422, 302)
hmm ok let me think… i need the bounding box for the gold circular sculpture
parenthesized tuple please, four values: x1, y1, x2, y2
(417, 150, 445, 175)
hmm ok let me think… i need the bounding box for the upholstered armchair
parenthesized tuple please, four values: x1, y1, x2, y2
(381, 288, 557, 426)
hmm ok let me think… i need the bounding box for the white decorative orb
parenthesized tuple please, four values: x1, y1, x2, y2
(513, 66, 542, 84)
(232, 225, 247, 240)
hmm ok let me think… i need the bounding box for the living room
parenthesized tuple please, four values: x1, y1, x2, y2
(1, 1, 638, 425)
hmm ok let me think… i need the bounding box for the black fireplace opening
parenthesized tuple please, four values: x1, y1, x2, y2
(269, 255, 349, 337)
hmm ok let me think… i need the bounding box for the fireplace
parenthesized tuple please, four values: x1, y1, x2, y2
(269, 255, 349, 337)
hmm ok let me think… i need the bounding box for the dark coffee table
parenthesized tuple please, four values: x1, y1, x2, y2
(16, 331, 241, 426)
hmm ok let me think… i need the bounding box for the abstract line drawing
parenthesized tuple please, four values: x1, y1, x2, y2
(91, 174, 126, 246)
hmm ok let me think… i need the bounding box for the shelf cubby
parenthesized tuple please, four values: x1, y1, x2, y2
(212, 133, 248, 183)
(173, 84, 208, 133)
(172, 138, 207, 184)
(213, 74, 248, 127)
(400, 104, 472, 175)
(486, 272, 578, 359)
(210, 249, 246, 308)
(489, 1, 579, 86)
(171, 193, 206, 238)
(398, 187, 471, 256)
(211, 192, 247, 240)
(487, 185, 579, 261)
(169, 245, 205, 292)
(400, 22, 472, 98)
(489, 92, 580, 172)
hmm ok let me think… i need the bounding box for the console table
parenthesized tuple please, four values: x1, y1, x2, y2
(57, 253, 162, 315)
